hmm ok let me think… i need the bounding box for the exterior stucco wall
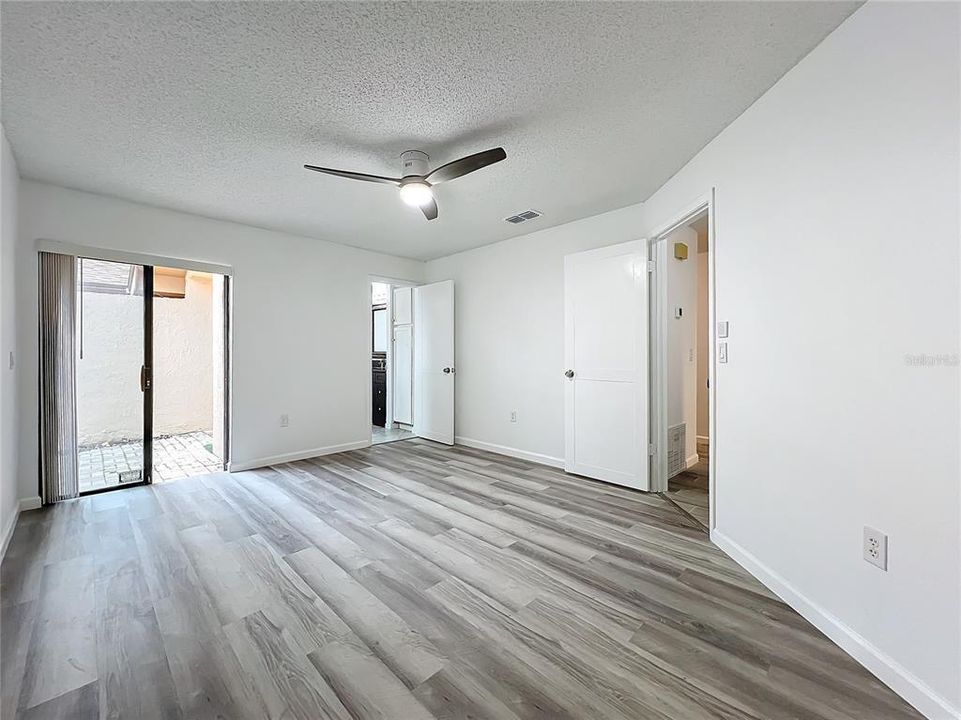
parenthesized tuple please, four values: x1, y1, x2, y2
(77, 272, 214, 445)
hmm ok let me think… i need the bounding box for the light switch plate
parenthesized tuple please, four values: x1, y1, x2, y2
(718, 342, 728, 363)
(717, 321, 729, 338)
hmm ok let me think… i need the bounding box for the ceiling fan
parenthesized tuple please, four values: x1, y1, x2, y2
(304, 147, 506, 221)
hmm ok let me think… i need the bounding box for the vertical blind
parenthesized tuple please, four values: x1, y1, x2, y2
(39, 251, 79, 503)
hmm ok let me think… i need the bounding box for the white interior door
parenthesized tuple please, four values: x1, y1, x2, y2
(413, 280, 454, 444)
(564, 240, 650, 490)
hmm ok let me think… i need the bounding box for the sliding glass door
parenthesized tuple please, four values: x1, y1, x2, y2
(149, 267, 228, 481)
(39, 250, 231, 502)
(75, 258, 153, 493)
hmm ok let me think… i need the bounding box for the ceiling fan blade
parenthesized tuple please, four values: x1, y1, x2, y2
(426, 147, 506, 184)
(304, 165, 401, 185)
(421, 197, 438, 221)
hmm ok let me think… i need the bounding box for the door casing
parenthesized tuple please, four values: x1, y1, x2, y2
(143, 265, 154, 484)
(647, 190, 716, 533)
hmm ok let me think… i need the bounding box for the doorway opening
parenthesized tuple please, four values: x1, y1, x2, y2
(370, 281, 414, 445)
(75, 257, 229, 493)
(651, 205, 712, 530)
(150, 267, 228, 482)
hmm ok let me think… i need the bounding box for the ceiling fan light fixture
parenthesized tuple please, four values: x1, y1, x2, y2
(398, 181, 434, 208)
(304, 147, 506, 222)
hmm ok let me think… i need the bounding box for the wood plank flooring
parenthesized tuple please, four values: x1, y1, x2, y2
(1, 438, 922, 719)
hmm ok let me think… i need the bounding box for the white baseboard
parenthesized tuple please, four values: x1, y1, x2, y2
(696, 434, 710, 444)
(454, 436, 564, 469)
(686, 452, 700, 468)
(228, 441, 370, 472)
(1, 507, 19, 561)
(712, 530, 959, 720)
(0, 497, 42, 561)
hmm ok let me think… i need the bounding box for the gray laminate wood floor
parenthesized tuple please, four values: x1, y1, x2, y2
(1, 439, 922, 719)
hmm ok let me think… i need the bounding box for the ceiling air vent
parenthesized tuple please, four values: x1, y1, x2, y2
(505, 209, 542, 224)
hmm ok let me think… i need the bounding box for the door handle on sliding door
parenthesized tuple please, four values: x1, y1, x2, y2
(140, 365, 151, 392)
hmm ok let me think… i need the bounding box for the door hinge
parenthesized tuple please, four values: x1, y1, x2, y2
(648, 443, 656, 456)
(647, 259, 656, 273)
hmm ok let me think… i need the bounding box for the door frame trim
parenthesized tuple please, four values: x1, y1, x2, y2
(647, 190, 716, 531)
(143, 265, 154, 483)
(36, 239, 232, 276)
(222, 275, 232, 470)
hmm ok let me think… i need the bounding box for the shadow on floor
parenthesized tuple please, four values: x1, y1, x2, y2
(371, 425, 414, 445)
(666, 459, 709, 530)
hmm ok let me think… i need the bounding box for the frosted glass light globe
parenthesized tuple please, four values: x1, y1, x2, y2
(399, 182, 433, 207)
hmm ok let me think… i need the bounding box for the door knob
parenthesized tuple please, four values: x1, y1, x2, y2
(443, 367, 453, 374)
(564, 369, 575, 379)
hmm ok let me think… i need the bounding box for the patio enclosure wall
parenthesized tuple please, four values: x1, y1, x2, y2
(77, 272, 215, 445)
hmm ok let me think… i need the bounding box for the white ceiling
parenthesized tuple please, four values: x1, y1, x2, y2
(1, 2, 859, 261)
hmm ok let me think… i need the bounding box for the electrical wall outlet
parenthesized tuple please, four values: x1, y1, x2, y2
(510, 410, 517, 423)
(280, 414, 290, 428)
(863, 526, 888, 570)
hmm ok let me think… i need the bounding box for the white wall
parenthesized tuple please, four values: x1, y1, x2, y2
(664, 225, 698, 469)
(639, 3, 960, 716)
(425, 203, 646, 465)
(16, 181, 424, 499)
(426, 3, 960, 716)
(1, 126, 21, 553)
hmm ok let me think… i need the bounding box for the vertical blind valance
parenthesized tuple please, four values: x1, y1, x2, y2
(39, 251, 79, 503)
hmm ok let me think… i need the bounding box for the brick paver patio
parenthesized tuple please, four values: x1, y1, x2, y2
(78, 430, 223, 492)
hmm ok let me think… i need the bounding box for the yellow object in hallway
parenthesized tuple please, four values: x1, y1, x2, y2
(673, 242, 689, 260)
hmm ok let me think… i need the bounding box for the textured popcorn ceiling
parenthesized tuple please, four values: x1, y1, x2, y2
(1, 2, 859, 260)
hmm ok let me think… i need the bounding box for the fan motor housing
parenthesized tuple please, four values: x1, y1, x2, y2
(400, 150, 430, 178)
